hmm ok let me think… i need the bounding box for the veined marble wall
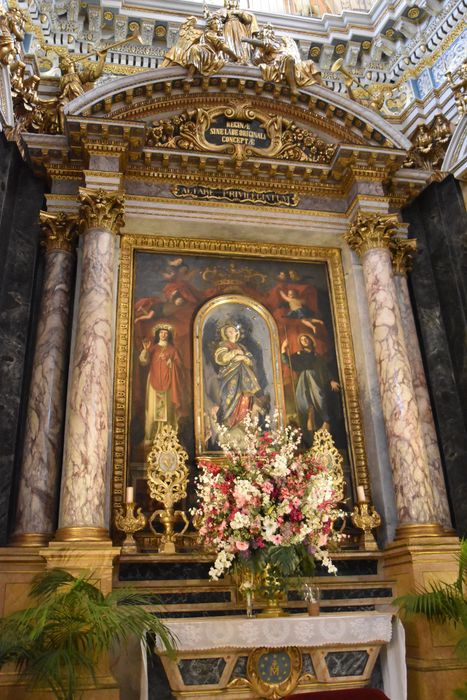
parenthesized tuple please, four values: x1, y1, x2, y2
(0, 135, 45, 545)
(403, 176, 467, 537)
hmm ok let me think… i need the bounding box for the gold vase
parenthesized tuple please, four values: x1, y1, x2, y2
(256, 564, 288, 618)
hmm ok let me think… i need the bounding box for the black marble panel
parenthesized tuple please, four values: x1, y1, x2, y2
(403, 176, 467, 536)
(370, 655, 384, 691)
(280, 603, 362, 614)
(288, 587, 392, 601)
(325, 650, 369, 677)
(119, 561, 214, 581)
(301, 653, 315, 676)
(230, 655, 248, 680)
(0, 136, 45, 543)
(315, 559, 378, 577)
(147, 590, 232, 605)
(178, 657, 226, 685)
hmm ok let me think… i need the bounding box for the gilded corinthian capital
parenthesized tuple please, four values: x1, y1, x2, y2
(78, 188, 125, 234)
(390, 237, 417, 276)
(39, 211, 78, 254)
(344, 212, 399, 257)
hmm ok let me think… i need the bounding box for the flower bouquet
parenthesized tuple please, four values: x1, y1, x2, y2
(193, 414, 343, 614)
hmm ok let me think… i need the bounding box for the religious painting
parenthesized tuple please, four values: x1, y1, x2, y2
(193, 295, 285, 453)
(113, 236, 368, 515)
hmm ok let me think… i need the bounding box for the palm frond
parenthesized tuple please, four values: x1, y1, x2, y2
(456, 539, 467, 589)
(0, 568, 175, 698)
(454, 683, 467, 700)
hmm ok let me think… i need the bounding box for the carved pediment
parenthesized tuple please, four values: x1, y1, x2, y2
(146, 103, 336, 164)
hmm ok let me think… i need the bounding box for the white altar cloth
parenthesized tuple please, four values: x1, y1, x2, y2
(157, 611, 393, 651)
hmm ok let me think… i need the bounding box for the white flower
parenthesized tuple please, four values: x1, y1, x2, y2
(262, 515, 278, 540)
(230, 511, 250, 530)
(271, 453, 289, 478)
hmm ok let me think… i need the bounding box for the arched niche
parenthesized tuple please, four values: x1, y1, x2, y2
(193, 294, 285, 456)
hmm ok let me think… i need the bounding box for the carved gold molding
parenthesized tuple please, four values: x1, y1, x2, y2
(78, 188, 125, 234)
(39, 211, 78, 254)
(147, 103, 336, 164)
(344, 212, 399, 256)
(391, 237, 417, 276)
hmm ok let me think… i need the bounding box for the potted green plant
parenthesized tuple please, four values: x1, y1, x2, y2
(0, 567, 174, 700)
(395, 539, 467, 699)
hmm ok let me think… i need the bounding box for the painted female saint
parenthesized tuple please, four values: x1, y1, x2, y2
(138, 324, 186, 445)
(214, 322, 263, 428)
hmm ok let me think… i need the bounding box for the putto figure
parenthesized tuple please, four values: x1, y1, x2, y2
(245, 24, 321, 95)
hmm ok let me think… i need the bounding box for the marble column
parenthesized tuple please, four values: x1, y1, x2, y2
(345, 212, 438, 526)
(391, 238, 452, 528)
(11, 213, 77, 546)
(55, 188, 124, 542)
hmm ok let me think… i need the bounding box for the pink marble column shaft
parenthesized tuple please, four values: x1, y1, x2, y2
(361, 246, 437, 523)
(57, 189, 124, 540)
(13, 235, 76, 542)
(394, 273, 451, 527)
(58, 227, 115, 533)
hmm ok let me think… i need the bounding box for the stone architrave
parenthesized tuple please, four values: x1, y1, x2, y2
(391, 237, 452, 528)
(344, 212, 438, 526)
(56, 188, 124, 542)
(12, 212, 78, 546)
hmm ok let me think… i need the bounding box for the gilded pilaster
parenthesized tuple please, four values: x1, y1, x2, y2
(391, 237, 452, 528)
(12, 212, 78, 546)
(345, 212, 438, 526)
(56, 188, 124, 542)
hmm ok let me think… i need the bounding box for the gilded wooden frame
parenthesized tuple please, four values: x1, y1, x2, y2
(113, 234, 368, 520)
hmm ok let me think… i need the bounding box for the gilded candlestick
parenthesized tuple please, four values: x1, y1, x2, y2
(115, 502, 146, 553)
(351, 501, 381, 551)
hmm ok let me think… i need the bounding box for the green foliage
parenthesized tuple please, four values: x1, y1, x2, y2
(394, 539, 467, 698)
(454, 683, 467, 699)
(0, 568, 174, 700)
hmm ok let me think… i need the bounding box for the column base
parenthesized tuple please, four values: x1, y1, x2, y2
(384, 528, 466, 700)
(394, 522, 446, 540)
(9, 532, 53, 547)
(54, 526, 110, 542)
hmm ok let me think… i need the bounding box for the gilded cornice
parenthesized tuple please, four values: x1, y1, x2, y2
(391, 237, 417, 276)
(344, 212, 399, 256)
(78, 188, 125, 234)
(39, 211, 78, 254)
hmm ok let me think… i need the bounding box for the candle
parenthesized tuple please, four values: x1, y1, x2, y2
(126, 486, 134, 504)
(356, 485, 366, 503)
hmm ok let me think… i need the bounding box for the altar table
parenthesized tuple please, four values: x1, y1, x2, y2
(154, 612, 406, 699)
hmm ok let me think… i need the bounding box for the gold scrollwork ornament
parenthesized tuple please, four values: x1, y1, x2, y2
(146, 424, 190, 554)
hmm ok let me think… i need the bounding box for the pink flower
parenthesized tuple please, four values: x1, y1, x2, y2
(271, 534, 283, 545)
(235, 541, 249, 551)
